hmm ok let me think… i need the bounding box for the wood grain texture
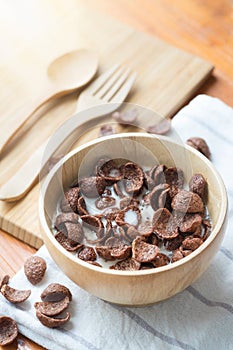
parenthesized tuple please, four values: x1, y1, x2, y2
(0, 0, 213, 249)
(0, 0, 232, 348)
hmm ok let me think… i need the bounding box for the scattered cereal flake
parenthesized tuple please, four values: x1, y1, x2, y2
(41, 283, 72, 302)
(0, 316, 18, 346)
(186, 137, 211, 159)
(99, 124, 116, 137)
(1, 285, 31, 304)
(147, 118, 171, 135)
(0, 275, 10, 290)
(34, 296, 70, 317)
(36, 310, 70, 328)
(112, 109, 137, 124)
(24, 256, 47, 285)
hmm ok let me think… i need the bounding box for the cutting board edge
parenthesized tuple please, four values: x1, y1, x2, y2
(0, 215, 43, 249)
(166, 64, 214, 118)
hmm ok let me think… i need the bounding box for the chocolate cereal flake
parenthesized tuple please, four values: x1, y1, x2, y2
(77, 196, 88, 215)
(81, 215, 104, 238)
(149, 183, 170, 211)
(41, 283, 72, 302)
(123, 162, 144, 194)
(137, 221, 154, 237)
(78, 246, 97, 261)
(0, 316, 18, 346)
(202, 219, 212, 241)
(110, 258, 141, 271)
(0, 275, 10, 290)
(102, 207, 120, 220)
(171, 190, 204, 213)
(105, 236, 123, 247)
(186, 137, 211, 159)
(158, 187, 171, 209)
(110, 245, 132, 260)
(34, 296, 70, 317)
(119, 196, 140, 210)
(98, 159, 122, 182)
(95, 196, 116, 210)
(96, 246, 116, 261)
(55, 231, 83, 252)
(55, 212, 79, 230)
(179, 213, 202, 233)
(24, 256, 47, 285)
(147, 118, 171, 135)
(164, 167, 184, 197)
(149, 164, 166, 185)
(143, 172, 155, 191)
(165, 234, 184, 251)
(189, 173, 207, 200)
(113, 182, 124, 198)
(36, 310, 70, 328)
(67, 222, 83, 242)
(99, 124, 116, 137)
(115, 205, 141, 227)
(63, 187, 80, 212)
(1, 285, 31, 304)
(153, 208, 179, 240)
(152, 253, 170, 267)
(124, 225, 139, 242)
(112, 109, 137, 124)
(79, 176, 106, 198)
(87, 261, 102, 267)
(132, 237, 160, 263)
(181, 249, 193, 257)
(171, 249, 184, 263)
(182, 236, 203, 251)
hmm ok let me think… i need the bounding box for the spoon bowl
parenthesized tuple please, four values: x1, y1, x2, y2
(47, 49, 98, 91)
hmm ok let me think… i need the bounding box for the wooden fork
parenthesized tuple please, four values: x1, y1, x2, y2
(0, 65, 137, 201)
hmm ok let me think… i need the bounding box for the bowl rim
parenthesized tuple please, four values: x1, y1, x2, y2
(39, 132, 228, 276)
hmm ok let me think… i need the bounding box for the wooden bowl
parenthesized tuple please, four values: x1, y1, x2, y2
(39, 133, 228, 306)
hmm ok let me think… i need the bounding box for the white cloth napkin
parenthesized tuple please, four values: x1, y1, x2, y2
(1, 95, 233, 350)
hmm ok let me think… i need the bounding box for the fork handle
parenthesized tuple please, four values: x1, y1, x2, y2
(0, 105, 116, 201)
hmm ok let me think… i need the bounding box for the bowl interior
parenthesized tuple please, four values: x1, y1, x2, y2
(41, 133, 227, 268)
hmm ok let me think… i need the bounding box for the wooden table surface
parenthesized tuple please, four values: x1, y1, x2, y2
(0, 0, 232, 349)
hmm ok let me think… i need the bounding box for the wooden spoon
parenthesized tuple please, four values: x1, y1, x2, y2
(0, 49, 98, 154)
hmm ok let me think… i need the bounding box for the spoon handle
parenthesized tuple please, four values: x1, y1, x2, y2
(0, 86, 63, 155)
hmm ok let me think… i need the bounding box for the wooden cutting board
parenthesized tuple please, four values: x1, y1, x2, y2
(0, 0, 213, 249)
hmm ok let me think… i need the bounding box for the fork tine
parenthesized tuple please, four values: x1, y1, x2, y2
(101, 67, 131, 102)
(109, 72, 137, 103)
(94, 65, 126, 99)
(88, 64, 120, 94)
